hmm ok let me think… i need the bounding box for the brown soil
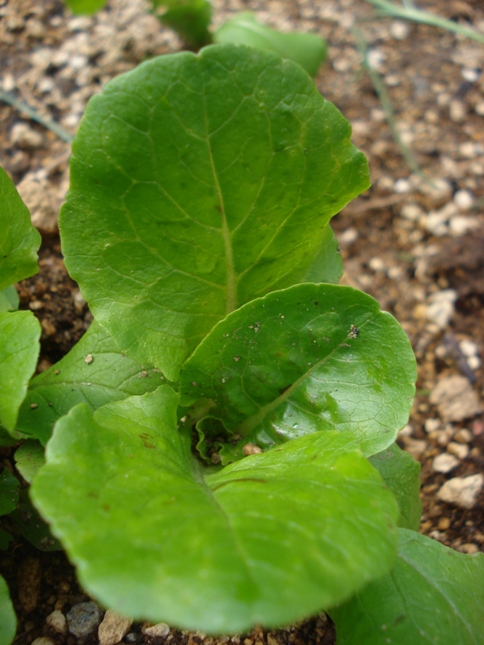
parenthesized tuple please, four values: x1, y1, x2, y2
(1, 1, 483, 644)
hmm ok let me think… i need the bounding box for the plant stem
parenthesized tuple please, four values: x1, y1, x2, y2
(0, 90, 74, 144)
(365, 0, 484, 44)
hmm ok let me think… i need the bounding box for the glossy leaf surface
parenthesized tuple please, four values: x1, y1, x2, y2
(0, 167, 40, 291)
(0, 311, 41, 432)
(214, 12, 326, 77)
(369, 442, 421, 531)
(0, 574, 16, 645)
(32, 388, 399, 633)
(15, 321, 164, 444)
(180, 283, 416, 459)
(60, 45, 369, 380)
(331, 529, 484, 645)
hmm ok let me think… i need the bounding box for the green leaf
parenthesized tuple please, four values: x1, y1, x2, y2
(0, 311, 41, 432)
(14, 440, 45, 483)
(330, 529, 484, 645)
(214, 12, 326, 77)
(15, 321, 165, 444)
(60, 45, 370, 381)
(150, 0, 212, 48)
(301, 224, 342, 285)
(0, 167, 41, 291)
(369, 442, 422, 531)
(0, 469, 19, 517)
(0, 530, 13, 551)
(0, 574, 16, 645)
(180, 283, 417, 460)
(65, 0, 108, 14)
(32, 388, 399, 634)
(0, 286, 19, 314)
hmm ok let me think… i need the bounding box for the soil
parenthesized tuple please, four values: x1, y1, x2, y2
(1, 0, 484, 644)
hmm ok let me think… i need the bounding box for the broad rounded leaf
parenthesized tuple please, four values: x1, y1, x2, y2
(214, 12, 326, 77)
(32, 388, 399, 634)
(369, 442, 422, 531)
(180, 283, 417, 458)
(0, 167, 41, 291)
(60, 44, 370, 381)
(0, 575, 16, 645)
(15, 321, 165, 444)
(330, 529, 484, 645)
(0, 311, 41, 432)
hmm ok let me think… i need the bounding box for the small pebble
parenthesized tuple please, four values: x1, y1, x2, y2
(425, 418, 441, 434)
(400, 203, 423, 221)
(31, 639, 54, 645)
(437, 473, 484, 509)
(438, 516, 451, 530)
(425, 290, 457, 329)
(338, 227, 358, 246)
(458, 543, 479, 554)
(390, 20, 409, 39)
(432, 453, 459, 473)
(450, 100, 466, 122)
(467, 355, 481, 370)
(67, 602, 102, 638)
(430, 375, 483, 422)
(453, 189, 475, 211)
(46, 610, 67, 634)
(10, 123, 44, 149)
(459, 339, 479, 357)
(447, 442, 469, 460)
(394, 178, 411, 193)
(455, 428, 472, 443)
(98, 609, 133, 645)
(368, 257, 385, 272)
(142, 622, 170, 637)
(402, 437, 427, 459)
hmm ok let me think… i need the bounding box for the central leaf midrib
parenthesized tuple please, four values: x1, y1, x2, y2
(201, 76, 237, 315)
(235, 319, 370, 437)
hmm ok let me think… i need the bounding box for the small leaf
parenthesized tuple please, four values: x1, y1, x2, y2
(0, 469, 19, 517)
(15, 440, 45, 484)
(15, 321, 165, 444)
(60, 45, 369, 381)
(0, 167, 41, 291)
(65, 0, 108, 14)
(369, 442, 422, 530)
(150, 0, 212, 48)
(10, 490, 61, 552)
(0, 311, 41, 432)
(0, 286, 19, 314)
(180, 283, 416, 458)
(330, 529, 484, 645)
(32, 388, 399, 634)
(0, 574, 16, 645)
(214, 12, 326, 77)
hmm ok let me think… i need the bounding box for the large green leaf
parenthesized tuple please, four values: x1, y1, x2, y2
(180, 283, 416, 460)
(214, 12, 326, 77)
(60, 45, 370, 381)
(15, 321, 164, 445)
(0, 167, 41, 291)
(0, 311, 41, 433)
(32, 387, 399, 633)
(330, 529, 484, 645)
(0, 575, 16, 645)
(369, 442, 422, 531)
(150, 0, 212, 48)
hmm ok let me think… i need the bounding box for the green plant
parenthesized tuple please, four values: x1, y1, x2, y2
(2, 44, 484, 642)
(65, 0, 326, 76)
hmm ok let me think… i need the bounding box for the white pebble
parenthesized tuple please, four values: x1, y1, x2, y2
(453, 189, 475, 211)
(400, 203, 423, 221)
(338, 227, 358, 246)
(432, 453, 459, 473)
(394, 178, 411, 193)
(367, 48, 385, 71)
(450, 100, 466, 122)
(437, 474, 483, 509)
(447, 442, 469, 460)
(449, 216, 480, 236)
(459, 141, 478, 159)
(143, 623, 170, 637)
(462, 68, 481, 82)
(369, 257, 385, 272)
(467, 355, 481, 370)
(425, 418, 441, 434)
(390, 20, 409, 40)
(476, 101, 484, 116)
(459, 339, 478, 357)
(426, 290, 457, 329)
(46, 610, 67, 634)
